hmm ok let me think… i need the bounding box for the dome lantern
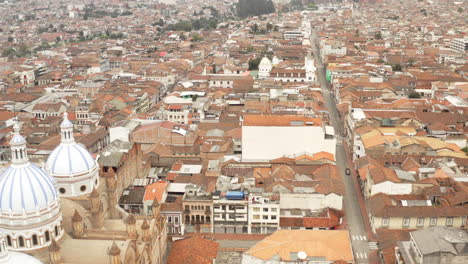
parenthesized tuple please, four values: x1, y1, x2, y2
(10, 121, 29, 166)
(60, 113, 75, 144)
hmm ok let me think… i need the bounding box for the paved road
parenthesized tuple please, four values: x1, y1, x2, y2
(310, 28, 371, 263)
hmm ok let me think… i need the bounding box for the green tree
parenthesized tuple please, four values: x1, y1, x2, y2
(409, 91, 421, 98)
(191, 33, 203, 42)
(1, 47, 16, 58)
(248, 57, 262, 70)
(457, 7, 463, 13)
(375, 32, 382, 40)
(237, 0, 275, 18)
(392, 64, 402, 72)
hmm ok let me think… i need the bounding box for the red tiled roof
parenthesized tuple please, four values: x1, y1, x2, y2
(167, 235, 219, 264)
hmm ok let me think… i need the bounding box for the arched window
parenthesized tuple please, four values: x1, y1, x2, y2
(14, 150, 18, 160)
(54, 226, 59, 237)
(6, 236, 11, 246)
(32, 235, 38, 246)
(18, 237, 24, 247)
(19, 150, 23, 159)
(45, 231, 50, 242)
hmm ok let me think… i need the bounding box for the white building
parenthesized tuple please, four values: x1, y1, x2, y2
(450, 38, 467, 54)
(45, 113, 99, 197)
(248, 193, 280, 234)
(280, 193, 343, 212)
(0, 122, 63, 251)
(242, 115, 336, 162)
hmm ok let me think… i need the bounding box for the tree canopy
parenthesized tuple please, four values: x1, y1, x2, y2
(237, 0, 275, 18)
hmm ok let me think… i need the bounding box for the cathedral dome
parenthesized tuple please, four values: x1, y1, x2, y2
(46, 143, 96, 175)
(45, 113, 99, 197)
(45, 113, 96, 176)
(0, 124, 58, 214)
(258, 56, 272, 69)
(0, 122, 63, 252)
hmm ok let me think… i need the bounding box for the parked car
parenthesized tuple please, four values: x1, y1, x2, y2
(345, 168, 351, 175)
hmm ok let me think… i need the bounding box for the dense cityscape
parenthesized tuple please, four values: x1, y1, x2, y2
(0, 0, 467, 263)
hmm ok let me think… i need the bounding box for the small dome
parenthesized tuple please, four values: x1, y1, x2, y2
(259, 56, 272, 69)
(0, 163, 58, 212)
(45, 143, 96, 176)
(1, 251, 44, 264)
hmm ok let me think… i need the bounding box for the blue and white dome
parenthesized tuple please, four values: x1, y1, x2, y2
(0, 164, 58, 213)
(0, 122, 63, 252)
(45, 112, 97, 176)
(46, 144, 96, 175)
(0, 123, 58, 213)
(45, 113, 99, 197)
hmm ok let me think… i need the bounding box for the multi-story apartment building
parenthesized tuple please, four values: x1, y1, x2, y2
(247, 193, 280, 234)
(450, 38, 468, 54)
(182, 185, 212, 233)
(212, 191, 249, 234)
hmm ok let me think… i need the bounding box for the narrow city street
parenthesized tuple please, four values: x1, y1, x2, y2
(310, 28, 372, 263)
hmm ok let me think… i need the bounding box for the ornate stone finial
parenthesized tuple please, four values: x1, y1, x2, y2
(13, 118, 21, 134)
(72, 209, 82, 222)
(141, 219, 150, 230)
(125, 214, 136, 225)
(90, 187, 99, 198)
(49, 238, 62, 264)
(49, 238, 61, 251)
(152, 197, 160, 208)
(108, 241, 121, 256)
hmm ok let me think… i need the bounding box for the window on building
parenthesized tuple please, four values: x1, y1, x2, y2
(263, 208, 268, 212)
(271, 215, 277, 220)
(382, 217, 389, 227)
(168, 216, 172, 223)
(32, 235, 38, 246)
(402, 217, 410, 227)
(253, 215, 260, 220)
(175, 217, 179, 223)
(18, 237, 24, 247)
(45, 231, 50, 242)
(446, 217, 454, 226)
(6, 236, 11, 246)
(417, 217, 424, 226)
(205, 206, 210, 211)
(262, 215, 268, 220)
(271, 208, 277, 212)
(55, 226, 59, 237)
(430, 217, 437, 226)
(253, 208, 260, 212)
